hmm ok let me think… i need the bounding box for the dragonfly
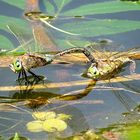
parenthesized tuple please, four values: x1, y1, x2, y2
(9, 46, 94, 81)
(8, 24, 95, 82)
(82, 40, 137, 80)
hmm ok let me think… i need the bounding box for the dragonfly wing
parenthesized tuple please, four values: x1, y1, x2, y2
(120, 80, 140, 95)
(108, 82, 137, 112)
(7, 24, 34, 53)
(87, 39, 125, 58)
(31, 22, 57, 52)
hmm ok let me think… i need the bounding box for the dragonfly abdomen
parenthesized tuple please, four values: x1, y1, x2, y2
(55, 47, 96, 63)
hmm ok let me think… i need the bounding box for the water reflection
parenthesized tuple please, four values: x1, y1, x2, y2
(0, 78, 99, 138)
(7, 77, 97, 109)
(25, 0, 57, 51)
(1, 66, 140, 139)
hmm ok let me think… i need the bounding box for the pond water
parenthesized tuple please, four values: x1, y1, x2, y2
(0, 0, 140, 139)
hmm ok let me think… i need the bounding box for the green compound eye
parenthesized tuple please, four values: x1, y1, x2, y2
(9, 59, 22, 73)
(13, 59, 22, 71)
(87, 65, 100, 79)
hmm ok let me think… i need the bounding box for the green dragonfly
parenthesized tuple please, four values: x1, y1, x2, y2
(82, 40, 137, 80)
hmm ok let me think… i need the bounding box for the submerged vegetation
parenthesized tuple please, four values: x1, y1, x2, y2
(27, 111, 71, 133)
(0, 0, 140, 139)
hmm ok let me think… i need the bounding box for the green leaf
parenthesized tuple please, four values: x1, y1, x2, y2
(26, 121, 43, 132)
(43, 119, 67, 132)
(55, 39, 90, 50)
(60, 19, 140, 37)
(0, 35, 14, 50)
(61, 1, 140, 16)
(57, 113, 72, 120)
(32, 111, 56, 121)
(1, 0, 24, 10)
(0, 16, 30, 32)
(43, 0, 56, 15)
(13, 133, 20, 140)
(122, 126, 140, 140)
(9, 132, 28, 140)
(0, 16, 34, 53)
(54, 0, 72, 16)
(44, 0, 72, 17)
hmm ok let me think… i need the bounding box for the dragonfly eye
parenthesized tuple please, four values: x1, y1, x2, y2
(13, 59, 22, 72)
(87, 64, 100, 79)
(94, 71, 97, 74)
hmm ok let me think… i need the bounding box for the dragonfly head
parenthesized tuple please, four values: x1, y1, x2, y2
(86, 63, 100, 80)
(9, 59, 23, 73)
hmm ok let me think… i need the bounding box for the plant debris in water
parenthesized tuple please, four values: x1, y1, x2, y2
(26, 111, 71, 133)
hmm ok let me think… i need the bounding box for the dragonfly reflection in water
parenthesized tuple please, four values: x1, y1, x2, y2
(24, 11, 80, 36)
(22, 80, 96, 109)
(24, 0, 84, 36)
(0, 80, 96, 137)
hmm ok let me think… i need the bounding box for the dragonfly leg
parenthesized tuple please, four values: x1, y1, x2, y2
(17, 69, 29, 84)
(129, 60, 136, 74)
(22, 69, 29, 83)
(28, 70, 42, 80)
(18, 71, 21, 79)
(21, 70, 24, 78)
(17, 71, 23, 84)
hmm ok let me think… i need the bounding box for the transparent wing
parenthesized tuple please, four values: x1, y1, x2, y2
(7, 24, 35, 53)
(111, 46, 140, 60)
(85, 39, 125, 59)
(31, 22, 57, 52)
(87, 39, 140, 60)
(109, 82, 137, 112)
